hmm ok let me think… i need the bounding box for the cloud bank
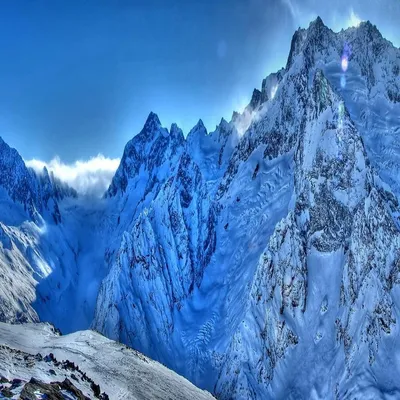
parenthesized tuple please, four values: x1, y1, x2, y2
(26, 155, 120, 198)
(347, 9, 362, 28)
(280, 1, 365, 33)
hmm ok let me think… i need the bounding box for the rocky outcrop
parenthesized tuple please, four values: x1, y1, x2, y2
(0, 137, 76, 223)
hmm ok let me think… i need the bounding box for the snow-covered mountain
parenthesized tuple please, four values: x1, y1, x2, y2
(0, 322, 214, 400)
(0, 137, 76, 223)
(0, 17, 399, 399)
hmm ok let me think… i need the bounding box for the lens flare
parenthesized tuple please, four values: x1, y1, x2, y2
(341, 42, 352, 76)
(337, 101, 345, 142)
(348, 9, 362, 28)
(271, 85, 278, 100)
(341, 56, 349, 72)
(340, 74, 346, 88)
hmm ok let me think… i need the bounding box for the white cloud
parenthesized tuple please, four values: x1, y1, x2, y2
(26, 155, 120, 198)
(281, 0, 298, 20)
(280, 1, 364, 33)
(331, 8, 363, 31)
(347, 8, 362, 28)
(280, 0, 318, 28)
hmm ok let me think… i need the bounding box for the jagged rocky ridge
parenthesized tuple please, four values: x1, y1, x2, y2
(0, 137, 76, 223)
(0, 137, 80, 325)
(0, 17, 399, 400)
(92, 18, 400, 399)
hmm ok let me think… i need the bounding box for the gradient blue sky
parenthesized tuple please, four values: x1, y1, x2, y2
(0, 0, 399, 163)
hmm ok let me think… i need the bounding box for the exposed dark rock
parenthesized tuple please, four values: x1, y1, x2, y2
(91, 382, 101, 397)
(20, 377, 64, 400)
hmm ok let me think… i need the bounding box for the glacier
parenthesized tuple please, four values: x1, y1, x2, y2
(0, 16, 399, 399)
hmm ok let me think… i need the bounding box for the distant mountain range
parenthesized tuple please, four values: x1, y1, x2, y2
(0, 17, 399, 399)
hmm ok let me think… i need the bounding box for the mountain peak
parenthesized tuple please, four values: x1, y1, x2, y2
(286, 16, 333, 69)
(42, 166, 50, 178)
(188, 119, 207, 138)
(217, 117, 232, 137)
(143, 111, 161, 132)
(170, 123, 180, 133)
(0, 136, 24, 164)
(358, 19, 383, 39)
(309, 16, 325, 28)
(170, 123, 185, 143)
(248, 89, 262, 111)
(195, 119, 206, 131)
(360, 20, 375, 29)
(231, 111, 240, 121)
(307, 15, 331, 37)
(220, 117, 229, 126)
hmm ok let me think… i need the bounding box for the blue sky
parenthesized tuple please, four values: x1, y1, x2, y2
(0, 0, 399, 164)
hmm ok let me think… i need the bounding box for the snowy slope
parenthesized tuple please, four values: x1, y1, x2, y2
(0, 138, 109, 333)
(0, 322, 214, 400)
(92, 17, 400, 399)
(0, 138, 81, 325)
(214, 69, 400, 399)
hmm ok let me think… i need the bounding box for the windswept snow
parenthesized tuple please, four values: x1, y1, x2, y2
(0, 322, 214, 400)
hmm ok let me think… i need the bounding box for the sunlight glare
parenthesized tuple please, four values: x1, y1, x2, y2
(348, 9, 362, 28)
(271, 85, 278, 100)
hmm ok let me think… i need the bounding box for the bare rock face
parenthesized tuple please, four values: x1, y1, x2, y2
(20, 377, 86, 400)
